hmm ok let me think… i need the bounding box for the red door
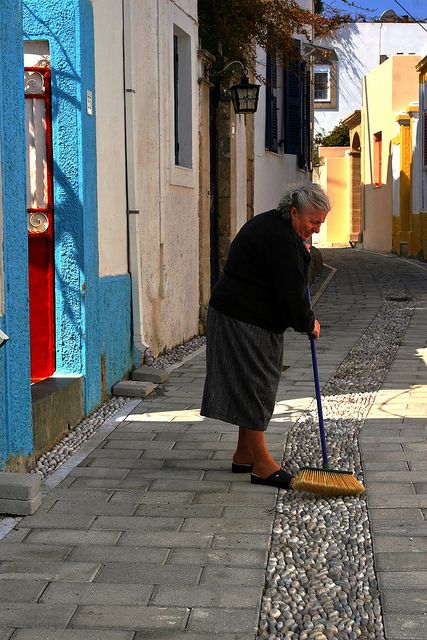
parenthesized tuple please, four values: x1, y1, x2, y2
(24, 67, 55, 382)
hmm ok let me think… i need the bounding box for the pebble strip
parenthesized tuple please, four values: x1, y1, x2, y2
(257, 275, 414, 640)
(32, 396, 127, 479)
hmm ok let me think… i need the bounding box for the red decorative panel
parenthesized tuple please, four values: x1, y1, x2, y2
(24, 67, 55, 381)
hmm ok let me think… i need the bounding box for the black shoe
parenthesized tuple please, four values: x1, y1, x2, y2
(232, 462, 254, 473)
(251, 469, 294, 489)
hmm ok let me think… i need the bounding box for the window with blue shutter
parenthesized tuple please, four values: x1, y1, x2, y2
(283, 40, 312, 170)
(265, 53, 278, 152)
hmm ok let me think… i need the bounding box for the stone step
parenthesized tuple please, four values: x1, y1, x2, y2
(112, 380, 155, 398)
(0, 472, 42, 515)
(131, 365, 169, 384)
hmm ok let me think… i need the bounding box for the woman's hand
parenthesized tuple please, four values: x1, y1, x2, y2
(308, 319, 320, 340)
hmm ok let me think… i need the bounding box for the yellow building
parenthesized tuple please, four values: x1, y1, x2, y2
(314, 146, 350, 246)
(392, 53, 427, 261)
(361, 54, 420, 253)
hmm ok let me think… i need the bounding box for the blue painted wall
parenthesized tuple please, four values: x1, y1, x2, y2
(99, 275, 134, 393)
(0, 0, 34, 466)
(23, 0, 135, 416)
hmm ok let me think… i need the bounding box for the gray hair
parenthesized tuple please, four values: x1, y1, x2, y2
(277, 183, 330, 220)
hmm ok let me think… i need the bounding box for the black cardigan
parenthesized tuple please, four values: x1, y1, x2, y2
(210, 209, 315, 334)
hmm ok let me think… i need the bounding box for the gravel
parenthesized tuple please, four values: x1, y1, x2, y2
(31, 396, 127, 479)
(257, 272, 414, 640)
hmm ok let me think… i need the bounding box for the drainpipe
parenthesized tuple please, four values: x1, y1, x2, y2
(122, 0, 149, 361)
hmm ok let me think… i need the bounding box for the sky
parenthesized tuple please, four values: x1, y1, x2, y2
(328, 0, 427, 20)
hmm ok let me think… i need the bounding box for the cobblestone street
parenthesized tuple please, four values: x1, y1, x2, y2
(0, 248, 425, 639)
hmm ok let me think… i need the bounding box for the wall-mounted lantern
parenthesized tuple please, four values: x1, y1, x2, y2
(210, 60, 260, 114)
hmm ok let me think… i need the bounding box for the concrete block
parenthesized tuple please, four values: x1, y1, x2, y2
(187, 606, 259, 634)
(152, 585, 259, 608)
(0, 560, 100, 582)
(12, 631, 134, 640)
(25, 529, 121, 546)
(69, 544, 169, 564)
(40, 582, 154, 606)
(0, 492, 42, 516)
(199, 566, 265, 586)
(0, 472, 41, 500)
(0, 543, 73, 562)
(0, 579, 47, 603)
(167, 548, 267, 567)
(90, 516, 183, 532)
(118, 531, 213, 548)
(212, 533, 271, 550)
(132, 365, 169, 384)
(112, 381, 154, 398)
(385, 613, 427, 639)
(95, 563, 201, 585)
(69, 605, 188, 631)
(0, 602, 76, 628)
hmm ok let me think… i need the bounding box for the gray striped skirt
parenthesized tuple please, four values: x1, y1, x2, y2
(200, 305, 284, 431)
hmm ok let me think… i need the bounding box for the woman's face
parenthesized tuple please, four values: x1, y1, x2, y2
(290, 206, 328, 242)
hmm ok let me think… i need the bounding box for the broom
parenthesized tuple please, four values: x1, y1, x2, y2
(294, 289, 365, 497)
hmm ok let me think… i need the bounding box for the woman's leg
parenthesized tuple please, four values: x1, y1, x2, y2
(233, 427, 280, 477)
(233, 426, 254, 465)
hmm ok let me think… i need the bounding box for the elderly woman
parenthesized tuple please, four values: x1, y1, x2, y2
(200, 183, 330, 489)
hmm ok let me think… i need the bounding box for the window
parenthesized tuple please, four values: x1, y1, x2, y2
(173, 25, 192, 168)
(373, 132, 382, 187)
(265, 53, 279, 152)
(314, 65, 330, 102)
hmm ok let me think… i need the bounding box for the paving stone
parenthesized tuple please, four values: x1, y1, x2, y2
(103, 440, 173, 450)
(0, 542, 73, 562)
(39, 581, 154, 606)
(187, 606, 259, 633)
(381, 589, 427, 613)
(199, 565, 265, 585)
(69, 478, 152, 490)
(0, 603, 76, 628)
(69, 544, 169, 564)
(24, 529, 121, 546)
(18, 513, 96, 530)
(385, 613, 427, 639)
(152, 584, 259, 608)
(375, 552, 427, 571)
(0, 579, 47, 603)
(181, 517, 272, 534)
(373, 536, 427, 553)
(149, 479, 231, 492)
(95, 563, 201, 585)
(192, 491, 276, 506)
(118, 531, 213, 548)
(69, 468, 129, 479)
(0, 561, 100, 582)
(70, 604, 188, 630)
(49, 500, 138, 516)
(11, 631, 134, 640)
(135, 504, 222, 518)
(166, 548, 268, 567)
(90, 516, 183, 532)
(126, 468, 202, 480)
(133, 633, 248, 640)
(109, 490, 194, 504)
(213, 533, 271, 550)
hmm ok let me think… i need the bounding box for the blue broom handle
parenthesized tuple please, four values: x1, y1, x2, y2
(306, 288, 329, 467)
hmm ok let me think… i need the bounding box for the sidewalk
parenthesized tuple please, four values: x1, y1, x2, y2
(0, 248, 424, 639)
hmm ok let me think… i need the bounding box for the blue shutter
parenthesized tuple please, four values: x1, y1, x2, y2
(299, 63, 312, 170)
(265, 53, 278, 152)
(284, 40, 302, 156)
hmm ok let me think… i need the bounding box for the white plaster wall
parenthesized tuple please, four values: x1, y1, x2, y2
(130, 0, 199, 352)
(314, 23, 426, 135)
(254, 47, 310, 215)
(236, 115, 248, 231)
(92, 0, 128, 277)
